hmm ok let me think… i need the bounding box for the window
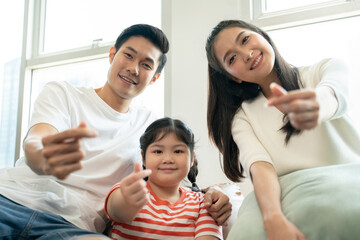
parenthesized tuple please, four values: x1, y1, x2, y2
(263, 0, 339, 13)
(246, 0, 359, 30)
(0, 1, 24, 168)
(5, 0, 162, 166)
(43, 0, 161, 53)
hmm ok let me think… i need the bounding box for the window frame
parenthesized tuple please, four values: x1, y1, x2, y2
(240, 0, 360, 30)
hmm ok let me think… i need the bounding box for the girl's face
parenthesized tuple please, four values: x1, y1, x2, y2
(143, 132, 194, 188)
(213, 26, 276, 86)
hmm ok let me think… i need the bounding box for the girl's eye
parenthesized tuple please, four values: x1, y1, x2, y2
(242, 36, 249, 44)
(229, 55, 236, 65)
(174, 150, 184, 154)
(153, 150, 162, 154)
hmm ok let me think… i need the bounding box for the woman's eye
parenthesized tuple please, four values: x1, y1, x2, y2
(242, 36, 249, 44)
(124, 53, 132, 58)
(229, 55, 236, 65)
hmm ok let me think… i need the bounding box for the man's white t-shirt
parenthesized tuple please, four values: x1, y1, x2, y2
(0, 81, 157, 232)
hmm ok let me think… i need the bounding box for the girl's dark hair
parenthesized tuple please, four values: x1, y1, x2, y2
(114, 24, 169, 74)
(205, 20, 302, 182)
(140, 117, 200, 192)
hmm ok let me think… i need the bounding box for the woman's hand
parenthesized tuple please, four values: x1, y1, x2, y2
(267, 83, 320, 130)
(264, 212, 306, 240)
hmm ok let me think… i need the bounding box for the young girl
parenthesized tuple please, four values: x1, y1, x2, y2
(205, 20, 360, 239)
(105, 117, 223, 240)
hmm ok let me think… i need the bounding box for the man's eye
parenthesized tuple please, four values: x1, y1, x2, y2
(143, 63, 152, 70)
(124, 53, 132, 58)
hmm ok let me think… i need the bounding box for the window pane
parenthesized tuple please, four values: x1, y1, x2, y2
(264, 0, 340, 12)
(43, 0, 161, 53)
(30, 59, 164, 122)
(268, 16, 360, 132)
(0, 1, 24, 167)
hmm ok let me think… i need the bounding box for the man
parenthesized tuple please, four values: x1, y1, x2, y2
(0, 24, 231, 239)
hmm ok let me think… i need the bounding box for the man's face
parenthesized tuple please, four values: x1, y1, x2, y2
(107, 36, 162, 101)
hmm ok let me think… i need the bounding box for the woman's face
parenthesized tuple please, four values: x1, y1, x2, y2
(213, 26, 276, 86)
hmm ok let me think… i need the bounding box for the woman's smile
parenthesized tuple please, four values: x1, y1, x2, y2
(250, 53, 263, 70)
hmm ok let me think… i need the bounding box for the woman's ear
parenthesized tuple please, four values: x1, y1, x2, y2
(109, 46, 116, 64)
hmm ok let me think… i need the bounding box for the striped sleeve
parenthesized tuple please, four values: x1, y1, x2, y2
(104, 183, 121, 221)
(195, 193, 223, 239)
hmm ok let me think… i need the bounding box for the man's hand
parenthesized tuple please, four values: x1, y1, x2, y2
(267, 83, 320, 130)
(203, 185, 232, 226)
(35, 122, 97, 179)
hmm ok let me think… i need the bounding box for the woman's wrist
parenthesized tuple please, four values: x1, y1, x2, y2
(263, 210, 285, 226)
(315, 85, 338, 123)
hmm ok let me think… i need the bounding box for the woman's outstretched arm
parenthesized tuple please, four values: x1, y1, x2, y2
(250, 161, 306, 240)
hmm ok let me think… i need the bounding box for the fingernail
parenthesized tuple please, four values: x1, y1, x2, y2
(282, 104, 289, 111)
(264, 101, 270, 108)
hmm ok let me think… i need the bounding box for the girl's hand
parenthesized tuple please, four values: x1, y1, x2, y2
(264, 213, 306, 240)
(106, 162, 152, 223)
(267, 83, 319, 130)
(119, 162, 152, 209)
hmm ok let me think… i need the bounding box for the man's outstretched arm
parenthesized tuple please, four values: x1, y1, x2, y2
(23, 122, 97, 179)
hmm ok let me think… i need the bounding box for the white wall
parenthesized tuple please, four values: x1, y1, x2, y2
(162, 0, 253, 195)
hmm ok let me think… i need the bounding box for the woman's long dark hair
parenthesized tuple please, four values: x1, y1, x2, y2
(206, 20, 302, 182)
(140, 117, 200, 192)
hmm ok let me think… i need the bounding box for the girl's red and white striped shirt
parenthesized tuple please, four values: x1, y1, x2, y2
(105, 182, 223, 240)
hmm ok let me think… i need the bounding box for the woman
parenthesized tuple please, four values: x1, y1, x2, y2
(205, 20, 360, 240)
